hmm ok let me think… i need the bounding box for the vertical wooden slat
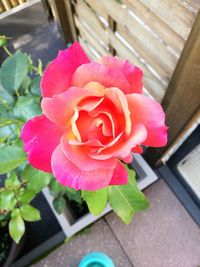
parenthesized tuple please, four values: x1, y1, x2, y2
(49, 0, 77, 43)
(10, 0, 18, 7)
(75, 0, 108, 45)
(74, 15, 108, 57)
(144, 10, 200, 164)
(18, 0, 26, 3)
(108, 16, 116, 55)
(0, 0, 6, 12)
(2, 0, 12, 10)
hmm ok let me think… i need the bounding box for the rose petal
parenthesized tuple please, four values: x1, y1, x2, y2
(51, 145, 114, 190)
(61, 134, 117, 171)
(127, 94, 168, 147)
(132, 145, 143, 154)
(75, 110, 111, 143)
(88, 98, 120, 138)
(72, 62, 131, 94)
(41, 86, 105, 126)
(100, 56, 143, 94)
(106, 87, 131, 135)
(121, 153, 133, 163)
(21, 115, 65, 172)
(91, 123, 147, 160)
(41, 42, 90, 97)
(109, 161, 128, 185)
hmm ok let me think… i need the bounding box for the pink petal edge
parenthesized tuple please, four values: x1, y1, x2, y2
(127, 94, 168, 147)
(51, 145, 114, 190)
(109, 161, 128, 185)
(41, 42, 90, 98)
(21, 115, 65, 172)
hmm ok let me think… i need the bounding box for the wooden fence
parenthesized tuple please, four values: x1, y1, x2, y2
(34, 0, 200, 163)
(0, 0, 27, 12)
(60, 0, 199, 103)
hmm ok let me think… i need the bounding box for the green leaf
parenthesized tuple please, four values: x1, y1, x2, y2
(20, 204, 41, 222)
(19, 76, 31, 95)
(0, 190, 17, 210)
(18, 189, 36, 205)
(0, 118, 16, 128)
(82, 188, 108, 216)
(14, 96, 41, 122)
(5, 172, 21, 189)
(0, 140, 27, 174)
(0, 51, 29, 93)
(53, 196, 65, 214)
(49, 178, 66, 197)
(109, 166, 149, 224)
(9, 209, 25, 243)
(22, 165, 51, 193)
(30, 76, 41, 96)
(65, 188, 83, 204)
(0, 77, 15, 107)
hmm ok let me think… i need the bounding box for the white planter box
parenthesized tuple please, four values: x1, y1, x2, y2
(43, 154, 158, 237)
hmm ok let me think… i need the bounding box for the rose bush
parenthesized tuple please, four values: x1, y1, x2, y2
(21, 42, 167, 191)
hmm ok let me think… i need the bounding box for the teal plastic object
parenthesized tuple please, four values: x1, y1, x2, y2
(78, 252, 115, 267)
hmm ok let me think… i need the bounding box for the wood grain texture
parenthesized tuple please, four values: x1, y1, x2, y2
(144, 11, 200, 164)
(181, 0, 200, 11)
(108, 15, 116, 55)
(0, 0, 6, 12)
(10, 0, 18, 7)
(138, 0, 195, 39)
(107, 29, 166, 101)
(78, 37, 98, 60)
(2, 0, 12, 10)
(101, 0, 177, 74)
(117, 25, 171, 84)
(74, 15, 108, 57)
(124, 0, 185, 54)
(75, 0, 108, 45)
(162, 11, 200, 143)
(49, 0, 77, 43)
(84, 0, 108, 20)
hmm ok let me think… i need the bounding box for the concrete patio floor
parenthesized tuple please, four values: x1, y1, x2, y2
(32, 179, 200, 267)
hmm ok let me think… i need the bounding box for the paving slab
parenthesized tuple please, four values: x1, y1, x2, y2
(105, 179, 200, 267)
(32, 219, 133, 267)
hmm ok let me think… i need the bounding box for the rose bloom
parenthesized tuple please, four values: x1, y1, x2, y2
(21, 42, 167, 191)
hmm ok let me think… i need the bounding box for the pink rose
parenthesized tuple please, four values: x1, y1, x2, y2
(21, 42, 167, 191)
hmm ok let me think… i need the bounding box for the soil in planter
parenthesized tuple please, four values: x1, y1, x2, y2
(0, 226, 12, 267)
(66, 199, 89, 221)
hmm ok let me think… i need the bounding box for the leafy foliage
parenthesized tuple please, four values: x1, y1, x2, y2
(0, 51, 29, 94)
(81, 166, 149, 223)
(53, 197, 66, 214)
(109, 166, 149, 224)
(49, 178, 84, 214)
(14, 96, 41, 122)
(0, 141, 26, 174)
(0, 45, 45, 243)
(82, 188, 108, 216)
(21, 165, 52, 193)
(9, 209, 25, 244)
